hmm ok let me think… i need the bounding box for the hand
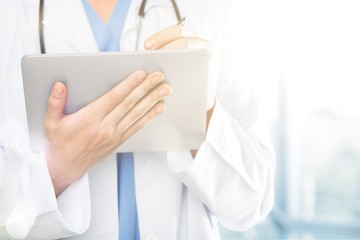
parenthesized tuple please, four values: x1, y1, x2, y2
(144, 24, 215, 110)
(144, 25, 216, 158)
(45, 70, 172, 195)
(144, 24, 211, 51)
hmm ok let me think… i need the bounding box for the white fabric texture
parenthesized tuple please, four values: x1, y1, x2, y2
(0, 0, 275, 239)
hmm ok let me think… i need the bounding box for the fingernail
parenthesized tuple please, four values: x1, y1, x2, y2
(151, 74, 165, 84)
(52, 83, 63, 97)
(137, 71, 147, 82)
(156, 104, 166, 113)
(159, 87, 172, 96)
(145, 40, 156, 49)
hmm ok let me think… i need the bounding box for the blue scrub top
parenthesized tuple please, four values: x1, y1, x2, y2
(82, 1, 140, 239)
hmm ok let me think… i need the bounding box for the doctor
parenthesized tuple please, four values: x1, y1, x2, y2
(0, 0, 275, 239)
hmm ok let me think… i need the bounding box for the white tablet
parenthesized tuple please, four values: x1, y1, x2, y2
(21, 49, 209, 153)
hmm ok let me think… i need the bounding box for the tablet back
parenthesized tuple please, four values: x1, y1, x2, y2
(21, 49, 209, 153)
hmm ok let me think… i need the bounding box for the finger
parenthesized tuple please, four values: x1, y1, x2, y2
(45, 82, 67, 130)
(160, 37, 211, 50)
(102, 71, 165, 125)
(121, 102, 167, 142)
(117, 83, 172, 133)
(144, 25, 182, 50)
(86, 70, 147, 118)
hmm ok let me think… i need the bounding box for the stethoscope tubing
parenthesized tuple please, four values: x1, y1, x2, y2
(38, 0, 182, 53)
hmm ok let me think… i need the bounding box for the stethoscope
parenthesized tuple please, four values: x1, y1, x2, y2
(39, 0, 183, 54)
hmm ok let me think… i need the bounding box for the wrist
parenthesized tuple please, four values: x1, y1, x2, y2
(45, 154, 68, 196)
(45, 147, 75, 196)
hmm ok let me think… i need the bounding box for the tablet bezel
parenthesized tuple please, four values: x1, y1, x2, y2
(21, 49, 209, 153)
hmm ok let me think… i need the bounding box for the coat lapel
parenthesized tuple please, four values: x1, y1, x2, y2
(121, 0, 174, 38)
(121, 0, 177, 51)
(28, 1, 188, 239)
(41, 0, 175, 52)
(42, 0, 98, 52)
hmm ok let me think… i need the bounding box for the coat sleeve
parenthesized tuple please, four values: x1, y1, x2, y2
(167, 0, 275, 231)
(0, 125, 91, 240)
(0, 2, 91, 238)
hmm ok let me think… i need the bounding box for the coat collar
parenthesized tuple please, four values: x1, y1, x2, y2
(38, 0, 172, 53)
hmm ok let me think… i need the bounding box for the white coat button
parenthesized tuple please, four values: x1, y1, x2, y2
(146, 235, 158, 240)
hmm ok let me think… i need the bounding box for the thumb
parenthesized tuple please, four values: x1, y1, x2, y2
(45, 82, 67, 124)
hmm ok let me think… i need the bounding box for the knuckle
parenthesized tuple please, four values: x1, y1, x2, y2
(116, 122, 126, 135)
(44, 119, 57, 133)
(131, 107, 144, 120)
(108, 89, 123, 105)
(155, 102, 166, 114)
(44, 115, 61, 133)
(132, 121, 143, 133)
(120, 99, 133, 112)
(143, 111, 153, 123)
(81, 107, 101, 124)
(47, 97, 57, 108)
(151, 91, 161, 102)
(122, 122, 142, 142)
(144, 106, 160, 123)
(140, 79, 152, 93)
(97, 126, 115, 141)
(82, 110, 97, 124)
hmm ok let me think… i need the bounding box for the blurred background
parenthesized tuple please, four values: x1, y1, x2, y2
(220, 1, 360, 239)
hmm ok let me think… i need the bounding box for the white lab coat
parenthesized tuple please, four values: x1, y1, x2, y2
(0, 0, 275, 239)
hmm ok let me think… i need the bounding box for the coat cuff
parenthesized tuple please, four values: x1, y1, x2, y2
(4, 151, 57, 238)
(167, 99, 231, 174)
(166, 100, 274, 230)
(4, 151, 90, 239)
